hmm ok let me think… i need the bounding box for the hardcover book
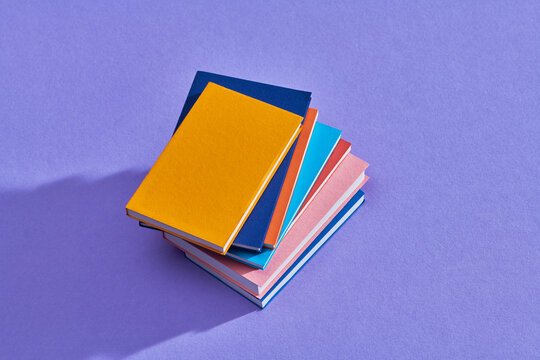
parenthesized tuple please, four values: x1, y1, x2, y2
(127, 82, 302, 254)
(175, 71, 312, 131)
(186, 189, 366, 308)
(141, 71, 312, 251)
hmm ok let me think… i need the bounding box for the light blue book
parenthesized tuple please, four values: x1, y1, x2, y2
(225, 122, 341, 269)
(277, 122, 342, 241)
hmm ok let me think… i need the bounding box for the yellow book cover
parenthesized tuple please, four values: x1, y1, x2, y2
(126, 82, 303, 254)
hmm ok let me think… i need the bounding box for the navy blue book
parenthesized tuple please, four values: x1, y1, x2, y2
(186, 189, 366, 308)
(174, 71, 311, 132)
(140, 71, 311, 252)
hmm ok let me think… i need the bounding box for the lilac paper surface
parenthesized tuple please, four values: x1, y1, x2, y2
(1, 1, 538, 359)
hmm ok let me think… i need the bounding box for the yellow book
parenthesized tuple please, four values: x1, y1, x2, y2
(126, 82, 303, 254)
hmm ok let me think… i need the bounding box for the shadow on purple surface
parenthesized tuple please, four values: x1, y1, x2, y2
(0, 171, 255, 359)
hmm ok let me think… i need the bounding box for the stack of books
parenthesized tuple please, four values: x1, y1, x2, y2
(126, 71, 369, 308)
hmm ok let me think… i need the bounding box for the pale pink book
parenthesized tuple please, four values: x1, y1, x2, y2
(163, 153, 369, 295)
(186, 175, 369, 303)
(289, 139, 355, 233)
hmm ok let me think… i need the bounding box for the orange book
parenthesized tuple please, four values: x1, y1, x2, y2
(126, 83, 302, 254)
(263, 108, 318, 248)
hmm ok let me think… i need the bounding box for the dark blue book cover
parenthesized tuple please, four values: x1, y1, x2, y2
(175, 71, 311, 132)
(141, 71, 311, 252)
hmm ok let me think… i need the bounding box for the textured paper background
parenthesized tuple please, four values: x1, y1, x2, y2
(1, 1, 538, 359)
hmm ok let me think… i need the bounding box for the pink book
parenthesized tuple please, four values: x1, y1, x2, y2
(186, 175, 369, 305)
(163, 153, 369, 296)
(292, 139, 355, 229)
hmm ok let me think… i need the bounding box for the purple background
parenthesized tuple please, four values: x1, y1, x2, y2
(1, 1, 538, 359)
